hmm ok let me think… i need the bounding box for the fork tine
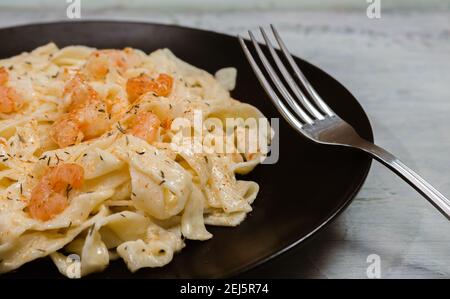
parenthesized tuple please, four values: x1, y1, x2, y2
(247, 31, 314, 125)
(259, 27, 324, 120)
(238, 35, 305, 130)
(270, 24, 334, 116)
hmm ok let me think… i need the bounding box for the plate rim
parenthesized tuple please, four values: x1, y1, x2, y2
(0, 20, 374, 278)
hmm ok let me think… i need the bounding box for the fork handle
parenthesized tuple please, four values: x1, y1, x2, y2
(358, 142, 450, 220)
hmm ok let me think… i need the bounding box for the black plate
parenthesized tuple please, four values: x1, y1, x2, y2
(0, 21, 373, 278)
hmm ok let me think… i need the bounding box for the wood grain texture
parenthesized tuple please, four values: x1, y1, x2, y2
(0, 3, 449, 278)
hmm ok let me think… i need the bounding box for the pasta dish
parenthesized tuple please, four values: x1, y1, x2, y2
(0, 43, 269, 277)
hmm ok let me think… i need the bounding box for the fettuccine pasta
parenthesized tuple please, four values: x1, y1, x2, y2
(0, 43, 268, 277)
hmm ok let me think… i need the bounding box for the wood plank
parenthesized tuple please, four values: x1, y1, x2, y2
(1, 6, 449, 278)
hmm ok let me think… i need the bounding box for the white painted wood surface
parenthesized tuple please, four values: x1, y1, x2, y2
(0, 1, 449, 278)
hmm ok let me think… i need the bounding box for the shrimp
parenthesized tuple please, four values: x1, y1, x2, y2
(28, 189, 68, 222)
(47, 163, 84, 192)
(126, 75, 151, 103)
(51, 74, 111, 147)
(0, 67, 9, 85)
(127, 111, 161, 144)
(49, 114, 84, 148)
(0, 67, 24, 113)
(0, 86, 24, 114)
(64, 74, 100, 111)
(84, 49, 129, 79)
(161, 118, 173, 130)
(104, 94, 128, 120)
(27, 163, 84, 221)
(153, 74, 173, 97)
(126, 73, 173, 102)
(72, 101, 111, 139)
(50, 102, 111, 148)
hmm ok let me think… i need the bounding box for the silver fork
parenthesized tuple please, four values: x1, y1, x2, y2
(238, 25, 450, 220)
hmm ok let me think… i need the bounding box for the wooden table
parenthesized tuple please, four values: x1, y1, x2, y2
(1, 1, 449, 278)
